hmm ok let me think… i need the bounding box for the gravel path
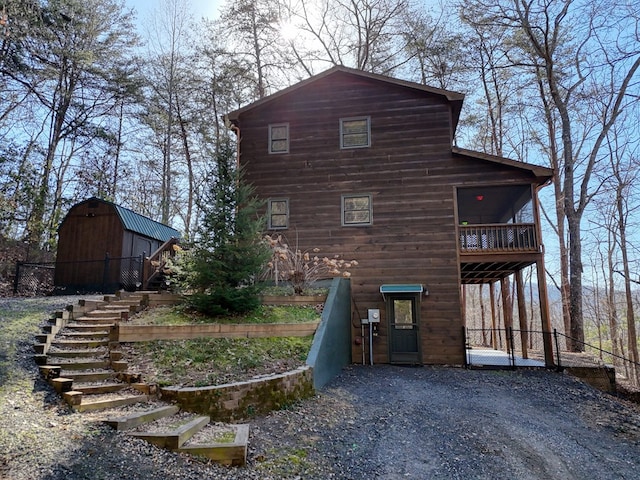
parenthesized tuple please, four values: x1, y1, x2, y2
(2, 296, 640, 479)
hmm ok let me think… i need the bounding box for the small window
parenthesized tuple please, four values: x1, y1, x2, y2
(340, 116, 370, 149)
(269, 123, 289, 154)
(342, 194, 372, 226)
(268, 198, 289, 229)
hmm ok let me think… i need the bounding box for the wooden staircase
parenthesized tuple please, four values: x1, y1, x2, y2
(34, 291, 248, 466)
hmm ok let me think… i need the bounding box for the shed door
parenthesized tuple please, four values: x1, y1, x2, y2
(387, 295, 421, 364)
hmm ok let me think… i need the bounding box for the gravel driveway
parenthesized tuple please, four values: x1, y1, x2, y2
(2, 297, 640, 479)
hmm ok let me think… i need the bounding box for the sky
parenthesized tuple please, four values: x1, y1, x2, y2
(124, 0, 224, 27)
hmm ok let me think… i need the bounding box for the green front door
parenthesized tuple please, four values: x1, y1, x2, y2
(388, 295, 421, 364)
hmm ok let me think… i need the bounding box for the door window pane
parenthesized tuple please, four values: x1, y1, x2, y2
(394, 299, 413, 329)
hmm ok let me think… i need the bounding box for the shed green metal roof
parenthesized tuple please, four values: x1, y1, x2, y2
(112, 203, 180, 242)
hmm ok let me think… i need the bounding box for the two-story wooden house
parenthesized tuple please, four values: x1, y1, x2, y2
(225, 66, 554, 366)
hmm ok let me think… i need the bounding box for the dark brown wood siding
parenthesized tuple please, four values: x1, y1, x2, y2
(237, 71, 541, 364)
(55, 201, 125, 291)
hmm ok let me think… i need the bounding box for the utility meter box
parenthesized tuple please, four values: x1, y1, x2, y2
(368, 309, 380, 323)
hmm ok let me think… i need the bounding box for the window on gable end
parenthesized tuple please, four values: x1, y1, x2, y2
(269, 123, 289, 154)
(340, 116, 370, 149)
(268, 198, 289, 229)
(342, 194, 372, 226)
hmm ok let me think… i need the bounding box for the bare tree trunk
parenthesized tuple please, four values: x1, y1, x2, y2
(616, 185, 640, 384)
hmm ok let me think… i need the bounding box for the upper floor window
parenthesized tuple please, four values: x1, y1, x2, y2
(269, 123, 289, 154)
(342, 194, 372, 226)
(268, 198, 289, 229)
(340, 116, 370, 149)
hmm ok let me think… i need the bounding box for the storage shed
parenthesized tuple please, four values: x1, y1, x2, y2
(55, 197, 180, 293)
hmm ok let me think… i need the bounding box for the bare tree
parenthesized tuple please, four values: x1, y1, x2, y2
(0, 0, 140, 255)
(460, 0, 640, 351)
(277, 0, 414, 75)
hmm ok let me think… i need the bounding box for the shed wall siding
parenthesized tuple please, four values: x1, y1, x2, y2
(55, 202, 125, 289)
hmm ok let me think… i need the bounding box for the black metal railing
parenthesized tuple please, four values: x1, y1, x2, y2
(553, 331, 640, 384)
(12, 262, 55, 296)
(465, 326, 640, 383)
(13, 254, 144, 295)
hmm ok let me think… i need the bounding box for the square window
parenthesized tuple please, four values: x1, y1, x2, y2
(269, 123, 289, 154)
(340, 117, 370, 149)
(342, 194, 372, 226)
(268, 198, 289, 229)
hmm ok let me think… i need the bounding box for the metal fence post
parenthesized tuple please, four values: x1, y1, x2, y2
(553, 329, 562, 371)
(508, 327, 516, 369)
(463, 326, 469, 368)
(13, 261, 22, 294)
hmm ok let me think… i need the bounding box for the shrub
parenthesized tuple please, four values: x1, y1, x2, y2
(264, 234, 357, 295)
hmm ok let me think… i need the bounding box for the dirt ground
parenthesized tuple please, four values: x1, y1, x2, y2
(3, 296, 640, 479)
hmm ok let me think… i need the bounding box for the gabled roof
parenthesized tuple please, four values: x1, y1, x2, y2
(452, 147, 554, 185)
(112, 203, 180, 242)
(225, 65, 466, 131)
(72, 197, 180, 242)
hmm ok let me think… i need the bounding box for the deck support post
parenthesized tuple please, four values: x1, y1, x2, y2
(500, 277, 513, 353)
(489, 282, 497, 349)
(515, 270, 529, 359)
(536, 258, 555, 367)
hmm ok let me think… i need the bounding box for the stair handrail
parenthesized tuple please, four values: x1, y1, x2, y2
(143, 237, 180, 290)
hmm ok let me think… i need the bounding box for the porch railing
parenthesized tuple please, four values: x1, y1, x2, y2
(459, 223, 539, 253)
(143, 237, 180, 290)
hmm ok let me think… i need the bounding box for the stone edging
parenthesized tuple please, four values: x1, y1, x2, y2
(159, 366, 314, 422)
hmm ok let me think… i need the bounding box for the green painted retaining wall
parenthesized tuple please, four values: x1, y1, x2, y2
(306, 277, 352, 389)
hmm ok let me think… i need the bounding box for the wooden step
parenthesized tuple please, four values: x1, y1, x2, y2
(103, 304, 138, 311)
(59, 371, 114, 382)
(55, 359, 110, 370)
(73, 382, 126, 395)
(179, 423, 249, 466)
(130, 416, 210, 450)
(59, 331, 109, 338)
(75, 394, 150, 412)
(85, 310, 125, 318)
(65, 324, 113, 332)
(51, 339, 109, 348)
(47, 349, 107, 359)
(72, 317, 118, 325)
(105, 405, 180, 431)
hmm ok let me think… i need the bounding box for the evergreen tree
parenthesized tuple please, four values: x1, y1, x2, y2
(186, 142, 269, 316)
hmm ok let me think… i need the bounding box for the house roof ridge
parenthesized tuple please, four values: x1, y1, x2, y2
(225, 65, 465, 126)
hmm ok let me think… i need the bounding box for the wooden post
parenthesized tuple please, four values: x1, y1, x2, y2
(500, 277, 513, 353)
(479, 284, 488, 346)
(533, 186, 555, 368)
(515, 269, 529, 358)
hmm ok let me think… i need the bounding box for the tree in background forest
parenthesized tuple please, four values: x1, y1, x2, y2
(0, 0, 141, 257)
(3, 0, 640, 371)
(185, 142, 270, 316)
(459, 0, 640, 352)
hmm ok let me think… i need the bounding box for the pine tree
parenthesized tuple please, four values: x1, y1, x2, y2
(186, 142, 269, 316)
